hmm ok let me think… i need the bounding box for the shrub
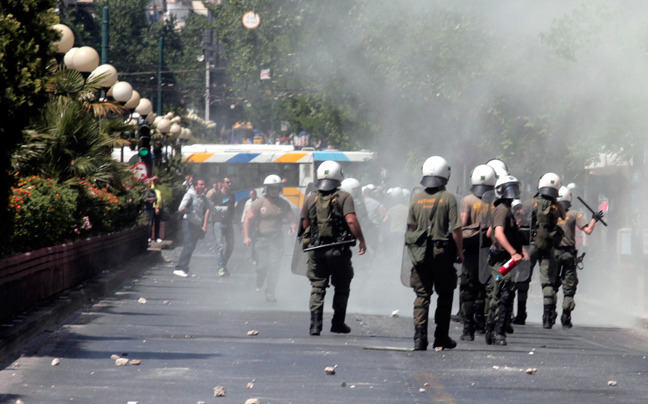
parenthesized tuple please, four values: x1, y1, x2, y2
(8, 176, 78, 254)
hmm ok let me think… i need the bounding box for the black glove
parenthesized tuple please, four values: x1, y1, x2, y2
(592, 211, 604, 222)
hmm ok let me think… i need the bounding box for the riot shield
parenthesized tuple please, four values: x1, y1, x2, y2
(290, 184, 313, 276)
(511, 198, 534, 283)
(510, 199, 533, 283)
(478, 190, 496, 284)
(400, 187, 424, 287)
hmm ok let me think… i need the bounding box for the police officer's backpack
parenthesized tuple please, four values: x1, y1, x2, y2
(534, 198, 563, 251)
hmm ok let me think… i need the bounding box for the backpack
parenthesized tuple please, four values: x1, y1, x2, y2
(533, 197, 563, 251)
(302, 191, 353, 249)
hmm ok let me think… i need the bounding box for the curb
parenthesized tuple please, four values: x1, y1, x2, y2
(0, 250, 162, 364)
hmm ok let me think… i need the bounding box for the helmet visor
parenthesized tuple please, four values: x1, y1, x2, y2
(498, 183, 520, 200)
(420, 175, 448, 188)
(315, 178, 341, 191)
(470, 184, 494, 198)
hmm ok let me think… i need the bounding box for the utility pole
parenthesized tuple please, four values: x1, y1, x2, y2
(202, 11, 215, 122)
(101, 6, 109, 65)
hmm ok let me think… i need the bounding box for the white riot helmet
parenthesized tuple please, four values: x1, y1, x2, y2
(470, 164, 497, 198)
(263, 174, 282, 195)
(537, 172, 561, 199)
(486, 159, 509, 178)
(494, 175, 521, 200)
(421, 156, 451, 188)
(341, 178, 361, 197)
(557, 185, 572, 209)
(315, 160, 343, 191)
(391, 186, 403, 198)
(402, 188, 411, 198)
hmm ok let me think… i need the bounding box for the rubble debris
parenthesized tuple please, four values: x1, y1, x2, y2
(325, 366, 337, 375)
(137, 298, 147, 304)
(129, 360, 141, 366)
(247, 330, 259, 336)
(424, 383, 430, 386)
(492, 366, 500, 370)
(247, 382, 254, 389)
(526, 368, 538, 375)
(163, 301, 170, 305)
(245, 399, 260, 404)
(115, 358, 129, 366)
(110, 355, 121, 361)
(419, 388, 426, 392)
(214, 386, 226, 397)
(16, 400, 25, 404)
(51, 358, 60, 366)
(341, 382, 347, 387)
(391, 310, 400, 317)
(434, 347, 443, 352)
(198, 401, 205, 404)
(608, 381, 617, 386)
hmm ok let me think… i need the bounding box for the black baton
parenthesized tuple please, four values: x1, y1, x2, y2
(577, 196, 607, 227)
(303, 240, 356, 252)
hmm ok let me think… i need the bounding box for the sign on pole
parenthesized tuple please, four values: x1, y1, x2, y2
(260, 69, 271, 80)
(131, 162, 149, 181)
(458, 147, 474, 165)
(242, 11, 261, 29)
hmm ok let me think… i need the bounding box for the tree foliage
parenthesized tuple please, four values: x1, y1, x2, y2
(0, 0, 58, 248)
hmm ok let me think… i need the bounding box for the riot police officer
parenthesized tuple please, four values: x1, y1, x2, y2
(300, 161, 367, 336)
(485, 175, 528, 346)
(555, 186, 602, 328)
(459, 164, 497, 341)
(406, 156, 463, 351)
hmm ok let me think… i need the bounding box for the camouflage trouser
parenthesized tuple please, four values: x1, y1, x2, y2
(255, 235, 284, 294)
(460, 248, 485, 324)
(555, 248, 578, 311)
(410, 245, 457, 338)
(531, 246, 559, 306)
(307, 247, 354, 321)
(485, 262, 516, 334)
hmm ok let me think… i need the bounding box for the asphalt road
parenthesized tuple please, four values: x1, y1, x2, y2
(1, 232, 648, 404)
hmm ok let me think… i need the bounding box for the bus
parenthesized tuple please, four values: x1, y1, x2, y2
(181, 144, 377, 210)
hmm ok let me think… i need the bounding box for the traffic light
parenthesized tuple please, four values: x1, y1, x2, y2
(138, 124, 153, 176)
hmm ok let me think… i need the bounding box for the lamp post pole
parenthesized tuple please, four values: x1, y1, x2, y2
(101, 6, 109, 65)
(157, 35, 164, 114)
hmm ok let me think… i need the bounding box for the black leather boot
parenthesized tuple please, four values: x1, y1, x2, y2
(542, 304, 554, 329)
(512, 300, 527, 325)
(561, 310, 572, 329)
(460, 320, 475, 341)
(309, 309, 323, 336)
(494, 310, 508, 346)
(474, 313, 486, 334)
(414, 325, 428, 351)
(484, 323, 494, 345)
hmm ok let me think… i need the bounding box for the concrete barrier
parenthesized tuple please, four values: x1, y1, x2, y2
(0, 226, 148, 323)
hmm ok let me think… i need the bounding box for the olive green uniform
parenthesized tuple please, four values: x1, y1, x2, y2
(407, 188, 461, 341)
(249, 196, 293, 297)
(301, 190, 356, 325)
(556, 209, 589, 312)
(459, 193, 488, 337)
(485, 201, 525, 342)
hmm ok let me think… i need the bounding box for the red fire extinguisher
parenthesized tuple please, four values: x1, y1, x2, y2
(498, 258, 519, 276)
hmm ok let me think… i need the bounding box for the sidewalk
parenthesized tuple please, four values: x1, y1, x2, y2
(0, 250, 161, 363)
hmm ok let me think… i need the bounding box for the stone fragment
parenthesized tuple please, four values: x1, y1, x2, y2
(198, 401, 205, 404)
(247, 330, 259, 336)
(51, 358, 60, 366)
(110, 354, 121, 361)
(492, 366, 500, 370)
(325, 366, 336, 375)
(17, 400, 25, 404)
(391, 310, 399, 317)
(163, 301, 170, 305)
(246, 382, 254, 389)
(245, 399, 260, 404)
(341, 382, 347, 387)
(526, 368, 538, 375)
(608, 381, 617, 386)
(419, 388, 426, 393)
(129, 360, 141, 365)
(116, 358, 129, 366)
(138, 297, 147, 304)
(214, 386, 226, 397)
(424, 383, 430, 387)
(434, 347, 443, 352)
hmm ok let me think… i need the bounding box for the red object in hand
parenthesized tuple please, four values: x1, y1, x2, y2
(498, 258, 518, 276)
